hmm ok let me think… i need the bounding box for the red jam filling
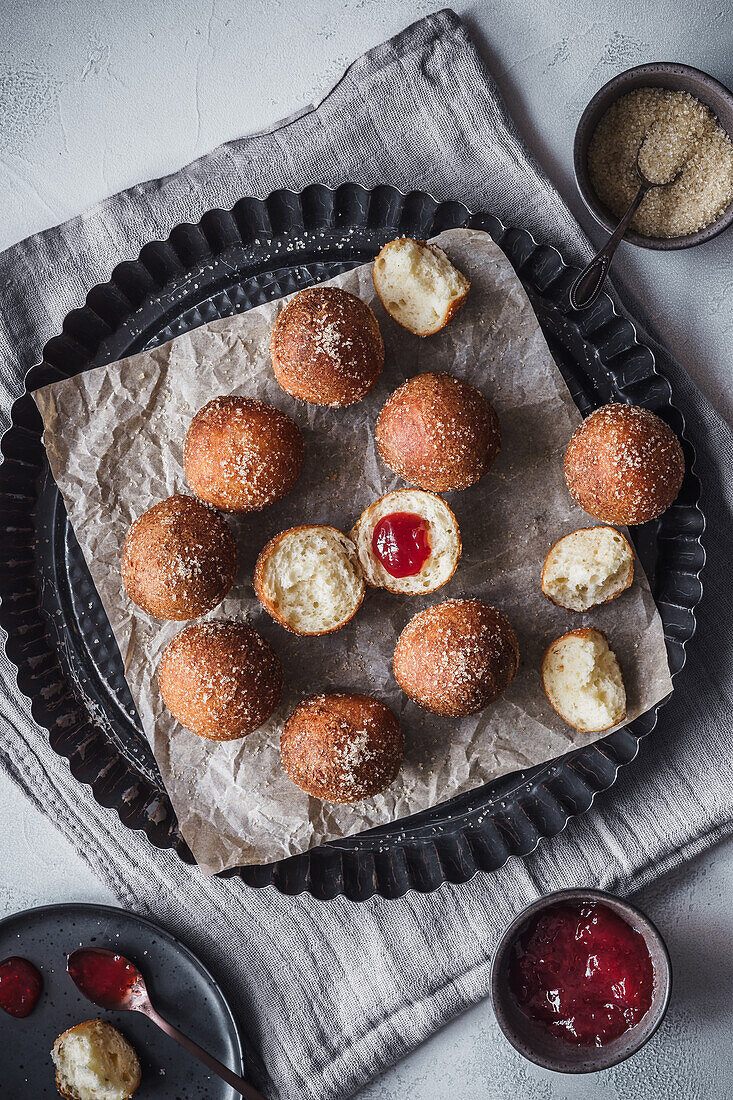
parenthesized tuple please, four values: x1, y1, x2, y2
(372, 512, 431, 578)
(0, 957, 43, 1018)
(67, 950, 137, 1008)
(508, 902, 654, 1047)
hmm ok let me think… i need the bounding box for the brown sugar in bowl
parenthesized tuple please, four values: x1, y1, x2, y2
(270, 285, 384, 407)
(574, 62, 733, 249)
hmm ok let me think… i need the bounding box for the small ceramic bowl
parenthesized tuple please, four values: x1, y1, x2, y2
(574, 62, 733, 250)
(490, 888, 672, 1073)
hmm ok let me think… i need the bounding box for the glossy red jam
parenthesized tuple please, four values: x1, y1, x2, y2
(372, 512, 431, 578)
(67, 950, 137, 1008)
(508, 902, 654, 1047)
(0, 957, 43, 1018)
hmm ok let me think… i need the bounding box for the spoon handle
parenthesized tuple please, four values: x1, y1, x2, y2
(568, 182, 649, 310)
(139, 1003, 267, 1099)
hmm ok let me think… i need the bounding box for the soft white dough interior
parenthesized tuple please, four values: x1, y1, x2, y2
(543, 629, 626, 733)
(374, 240, 469, 335)
(543, 527, 633, 612)
(262, 528, 364, 633)
(52, 1022, 139, 1100)
(353, 489, 460, 593)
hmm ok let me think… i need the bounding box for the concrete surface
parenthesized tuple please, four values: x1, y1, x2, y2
(1, 1, 732, 1096)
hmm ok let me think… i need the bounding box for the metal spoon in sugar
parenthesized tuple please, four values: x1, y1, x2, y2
(569, 132, 685, 310)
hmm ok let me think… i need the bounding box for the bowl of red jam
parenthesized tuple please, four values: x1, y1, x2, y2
(490, 889, 672, 1072)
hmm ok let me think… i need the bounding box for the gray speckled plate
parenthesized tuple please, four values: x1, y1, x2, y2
(0, 904, 246, 1099)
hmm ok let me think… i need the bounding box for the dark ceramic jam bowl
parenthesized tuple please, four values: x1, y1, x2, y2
(574, 62, 733, 250)
(490, 888, 672, 1073)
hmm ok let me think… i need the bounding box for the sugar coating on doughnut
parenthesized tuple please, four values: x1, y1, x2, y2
(122, 494, 237, 621)
(393, 598, 519, 717)
(184, 395, 304, 513)
(281, 692, 403, 802)
(564, 403, 684, 525)
(376, 372, 501, 492)
(157, 620, 282, 740)
(270, 286, 384, 407)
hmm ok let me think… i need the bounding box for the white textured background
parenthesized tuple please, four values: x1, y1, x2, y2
(1, 1, 732, 1097)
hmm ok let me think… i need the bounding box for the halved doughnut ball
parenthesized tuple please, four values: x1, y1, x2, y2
(254, 525, 365, 635)
(52, 1019, 141, 1100)
(350, 488, 461, 594)
(542, 627, 626, 733)
(372, 237, 470, 336)
(281, 692, 403, 803)
(271, 286, 384, 407)
(541, 526, 634, 612)
(394, 598, 519, 717)
(564, 403, 684, 525)
(184, 395, 304, 513)
(157, 620, 282, 740)
(122, 494, 237, 620)
(376, 372, 501, 492)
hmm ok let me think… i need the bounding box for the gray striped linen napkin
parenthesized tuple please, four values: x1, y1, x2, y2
(1, 10, 732, 1099)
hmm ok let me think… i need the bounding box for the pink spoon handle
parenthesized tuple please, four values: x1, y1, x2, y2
(137, 1001, 266, 1100)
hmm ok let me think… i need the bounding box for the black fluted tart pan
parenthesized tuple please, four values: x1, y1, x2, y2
(0, 184, 704, 900)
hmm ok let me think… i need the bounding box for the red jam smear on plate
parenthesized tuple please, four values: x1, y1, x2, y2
(0, 957, 43, 1018)
(508, 902, 654, 1047)
(372, 512, 431, 578)
(67, 950, 137, 1007)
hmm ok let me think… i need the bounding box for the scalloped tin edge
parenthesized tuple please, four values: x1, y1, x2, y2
(0, 183, 705, 901)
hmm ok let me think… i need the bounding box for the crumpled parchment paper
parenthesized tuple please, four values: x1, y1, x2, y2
(34, 229, 672, 874)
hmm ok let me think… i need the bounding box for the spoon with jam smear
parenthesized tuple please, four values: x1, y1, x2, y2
(67, 948, 265, 1100)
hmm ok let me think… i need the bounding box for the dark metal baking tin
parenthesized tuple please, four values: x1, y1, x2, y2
(0, 184, 704, 901)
